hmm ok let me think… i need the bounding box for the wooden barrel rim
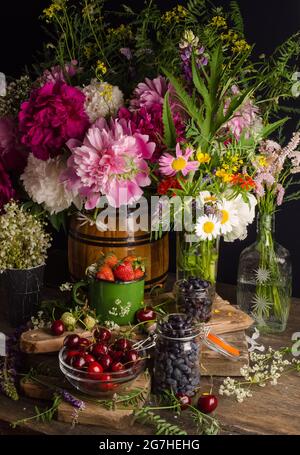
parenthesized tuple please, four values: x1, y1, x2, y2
(69, 230, 167, 248)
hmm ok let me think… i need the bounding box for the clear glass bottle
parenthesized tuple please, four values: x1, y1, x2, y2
(153, 313, 201, 396)
(237, 213, 292, 333)
(173, 279, 213, 323)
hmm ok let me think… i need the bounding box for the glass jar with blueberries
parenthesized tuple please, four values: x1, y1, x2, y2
(174, 277, 213, 323)
(153, 314, 201, 397)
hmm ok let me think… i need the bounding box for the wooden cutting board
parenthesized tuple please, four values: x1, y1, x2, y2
(19, 293, 253, 354)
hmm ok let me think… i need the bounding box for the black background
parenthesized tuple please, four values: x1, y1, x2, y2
(0, 0, 299, 294)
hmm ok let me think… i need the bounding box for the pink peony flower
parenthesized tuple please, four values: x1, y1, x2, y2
(159, 143, 199, 177)
(130, 75, 168, 111)
(62, 118, 156, 209)
(0, 117, 28, 173)
(19, 81, 90, 161)
(39, 60, 79, 84)
(0, 160, 15, 210)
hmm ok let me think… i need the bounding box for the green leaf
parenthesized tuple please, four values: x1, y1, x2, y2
(162, 92, 177, 148)
(216, 86, 257, 131)
(208, 45, 223, 103)
(191, 54, 211, 110)
(261, 117, 289, 139)
(48, 211, 67, 232)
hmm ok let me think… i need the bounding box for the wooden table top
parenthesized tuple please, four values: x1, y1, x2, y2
(0, 283, 299, 435)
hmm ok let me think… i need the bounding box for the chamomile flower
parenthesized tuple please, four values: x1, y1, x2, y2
(195, 215, 220, 240)
(198, 191, 217, 206)
(217, 199, 239, 235)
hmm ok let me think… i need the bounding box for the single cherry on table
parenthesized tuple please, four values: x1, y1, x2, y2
(197, 394, 218, 414)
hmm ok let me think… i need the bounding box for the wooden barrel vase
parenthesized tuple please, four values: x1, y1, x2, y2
(68, 216, 169, 291)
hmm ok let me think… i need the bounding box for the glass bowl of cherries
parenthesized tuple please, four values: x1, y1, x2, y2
(59, 327, 146, 397)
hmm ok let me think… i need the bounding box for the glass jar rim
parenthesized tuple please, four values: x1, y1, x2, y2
(173, 279, 211, 293)
(156, 313, 203, 341)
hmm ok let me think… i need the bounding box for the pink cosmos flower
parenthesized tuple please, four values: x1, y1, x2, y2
(0, 160, 15, 210)
(159, 144, 199, 177)
(19, 81, 90, 161)
(0, 117, 28, 173)
(62, 118, 155, 209)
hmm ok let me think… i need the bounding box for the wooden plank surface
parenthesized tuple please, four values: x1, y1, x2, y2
(1, 282, 300, 435)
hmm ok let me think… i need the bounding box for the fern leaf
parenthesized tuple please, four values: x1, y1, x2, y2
(162, 92, 177, 148)
(230, 1, 244, 35)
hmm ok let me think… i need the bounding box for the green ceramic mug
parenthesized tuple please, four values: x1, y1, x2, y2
(72, 278, 145, 326)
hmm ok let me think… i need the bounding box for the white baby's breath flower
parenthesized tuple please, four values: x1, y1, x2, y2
(60, 282, 73, 292)
(83, 79, 124, 122)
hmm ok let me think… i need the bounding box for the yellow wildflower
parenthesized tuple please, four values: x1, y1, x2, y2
(43, 2, 63, 21)
(210, 15, 227, 28)
(100, 83, 113, 102)
(257, 155, 267, 167)
(216, 169, 233, 183)
(232, 39, 251, 53)
(84, 44, 94, 59)
(96, 60, 107, 75)
(197, 150, 211, 164)
(162, 5, 188, 24)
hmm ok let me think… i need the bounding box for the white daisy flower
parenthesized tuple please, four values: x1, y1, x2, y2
(217, 199, 239, 235)
(195, 214, 221, 240)
(198, 191, 217, 207)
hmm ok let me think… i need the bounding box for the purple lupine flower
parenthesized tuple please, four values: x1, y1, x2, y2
(57, 388, 85, 410)
(179, 31, 208, 85)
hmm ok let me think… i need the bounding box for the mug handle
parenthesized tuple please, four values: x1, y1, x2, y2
(72, 281, 88, 306)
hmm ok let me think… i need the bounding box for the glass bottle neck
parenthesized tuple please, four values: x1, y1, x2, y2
(257, 213, 275, 242)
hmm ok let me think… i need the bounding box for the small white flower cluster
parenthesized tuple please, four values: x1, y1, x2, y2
(59, 282, 73, 292)
(104, 320, 120, 331)
(83, 79, 124, 123)
(31, 311, 51, 330)
(219, 347, 300, 402)
(0, 201, 52, 271)
(108, 299, 132, 318)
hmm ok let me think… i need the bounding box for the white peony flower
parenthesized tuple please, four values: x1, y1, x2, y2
(21, 154, 81, 214)
(224, 193, 257, 242)
(83, 79, 124, 123)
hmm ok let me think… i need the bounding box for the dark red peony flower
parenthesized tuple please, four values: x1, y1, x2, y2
(157, 176, 182, 195)
(0, 117, 28, 174)
(0, 160, 15, 210)
(19, 81, 90, 160)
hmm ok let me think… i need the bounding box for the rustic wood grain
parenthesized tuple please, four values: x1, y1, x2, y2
(20, 328, 92, 354)
(68, 215, 169, 290)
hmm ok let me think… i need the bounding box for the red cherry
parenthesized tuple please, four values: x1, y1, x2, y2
(51, 320, 65, 336)
(176, 393, 192, 410)
(114, 338, 132, 352)
(136, 307, 156, 323)
(92, 342, 108, 358)
(64, 334, 80, 349)
(108, 348, 123, 362)
(87, 361, 104, 380)
(65, 350, 80, 365)
(83, 353, 95, 365)
(124, 349, 139, 365)
(71, 355, 86, 370)
(78, 338, 91, 349)
(111, 362, 125, 372)
(197, 394, 218, 414)
(100, 354, 113, 371)
(98, 373, 113, 390)
(94, 327, 112, 342)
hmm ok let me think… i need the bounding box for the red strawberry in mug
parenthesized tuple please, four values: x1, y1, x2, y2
(113, 261, 135, 281)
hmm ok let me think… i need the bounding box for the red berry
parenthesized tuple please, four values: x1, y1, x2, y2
(197, 394, 218, 414)
(124, 349, 139, 365)
(98, 373, 113, 390)
(65, 350, 80, 365)
(64, 334, 80, 349)
(109, 349, 123, 362)
(113, 261, 135, 282)
(136, 307, 156, 323)
(96, 265, 115, 282)
(100, 354, 113, 371)
(114, 338, 132, 352)
(176, 393, 192, 410)
(71, 355, 86, 370)
(111, 362, 125, 372)
(92, 342, 108, 358)
(94, 327, 112, 343)
(78, 338, 92, 349)
(83, 353, 95, 365)
(87, 361, 104, 380)
(51, 320, 65, 336)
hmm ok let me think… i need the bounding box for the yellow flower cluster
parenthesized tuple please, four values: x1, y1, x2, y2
(43, 2, 63, 21)
(221, 30, 250, 53)
(162, 5, 188, 24)
(215, 168, 232, 183)
(84, 44, 94, 59)
(210, 15, 227, 28)
(107, 24, 133, 40)
(256, 155, 267, 167)
(197, 150, 211, 164)
(100, 83, 113, 102)
(96, 60, 107, 75)
(216, 154, 244, 182)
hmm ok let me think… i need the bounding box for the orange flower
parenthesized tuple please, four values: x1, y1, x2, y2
(231, 173, 255, 191)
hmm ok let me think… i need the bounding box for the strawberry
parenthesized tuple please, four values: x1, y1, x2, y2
(123, 255, 138, 264)
(96, 265, 114, 282)
(103, 252, 119, 268)
(133, 268, 145, 280)
(113, 261, 135, 282)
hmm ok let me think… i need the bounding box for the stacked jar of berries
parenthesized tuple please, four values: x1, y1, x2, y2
(153, 314, 201, 396)
(174, 277, 212, 323)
